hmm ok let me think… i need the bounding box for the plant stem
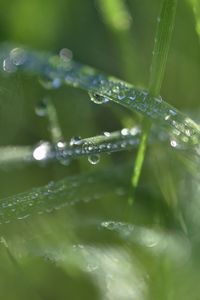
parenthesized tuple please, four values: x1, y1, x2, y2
(131, 0, 178, 202)
(45, 98, 63, 143)
(97, 0, 136, 81)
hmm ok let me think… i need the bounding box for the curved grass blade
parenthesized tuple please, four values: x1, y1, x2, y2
(0, 127, 141, 168)
(0, 164, 130, 224)
(1, 44, 200, 151)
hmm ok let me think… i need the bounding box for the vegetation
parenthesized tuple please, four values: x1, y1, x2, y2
(0, 0, 200, 299)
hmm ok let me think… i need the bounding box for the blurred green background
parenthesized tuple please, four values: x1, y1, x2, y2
(0, 0, 200, 299)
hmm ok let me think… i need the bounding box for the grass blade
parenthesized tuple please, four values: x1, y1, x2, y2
(131, 0, 178, 200)
(1, 44, 199, 149)
(188, 0, 200, 44)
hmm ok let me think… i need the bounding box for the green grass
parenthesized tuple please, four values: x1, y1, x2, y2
(131, 0, 178, 199)
(0, 1, 200, 300)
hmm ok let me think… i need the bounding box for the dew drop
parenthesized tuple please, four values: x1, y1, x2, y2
(88, 154, 100, 165)
(59, 48, 73, 61)
(169, 109, 177, 116)
(170, 139, 178, 148)
(117, 93, 126, 100)
(129, 94, 136, 101)
(33, 142, 51, 161)
(70, 136, 82, 146)
(121, 128, 129, 136)
(35, 99, 48, 117)
(3, 57, 17, 73)
(89, 91, 110, 104)
(112, 86, 120, 94)
(104, 131, 110, 137)
(10, 48, 26, 66)
(120, 142, 127, 148)
(185, 129, 193, 137)
(130, 127, 140, 136)
(172, 129, 181, 136)
(57, 141, 66, 149)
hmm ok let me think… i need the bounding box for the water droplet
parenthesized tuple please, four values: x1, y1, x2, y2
(57, 141, 66, 149)
(99, 144, 106, 150)
(103, 131, 110, 137)
(121, 128, 129, 136)
(35, 99, 48, 117)
(112, 86, 120, 94)
(10, 48, 26, 66)
(120, 142, 127, 148)
(107, 143, 112, 150)
(129, 94, 136, 101)
(170, 140, 178, 148)
(3, 57, 17, 73)
(181, 136, 189, 143)
(185, 129, 193, 137)
(165, 109, 177, 121)
(82, 141, 96, 153)
(117, 93, 126, 100)
(172, 129, 181, 136)
(59, 48, 73, 61)
(89, 91, 109, 104)
(33, 142, 51, 161)
(70, 136, 82, 146)
(130, 127, 140, 136)
(55, 141, 71, 166)
(88, 154, 100, 165)
(101, 221, 118, 231)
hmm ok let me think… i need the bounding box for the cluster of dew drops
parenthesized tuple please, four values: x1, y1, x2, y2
(2, 47, 142, 167)
(2, 47, 101, 166)
(34, 98, 101, 166)
(3, 46, 198, 168)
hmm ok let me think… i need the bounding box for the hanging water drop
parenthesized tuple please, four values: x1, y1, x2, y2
(59, 48, 73, 61)
(89, 91, 110, 104)
(10, 48, 26, 66)
(3, 57, 17, 73)
(88, 154, 100, 165)
(35, 99, 48, 117)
